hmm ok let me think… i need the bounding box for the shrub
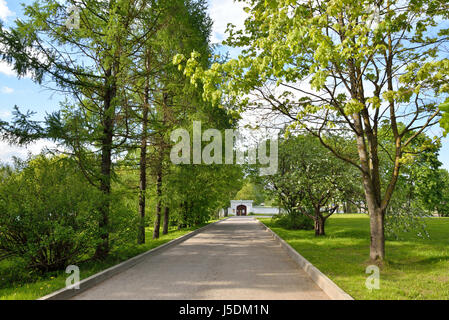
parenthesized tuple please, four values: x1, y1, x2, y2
(273, 212, 314, 230)
(0, 156, 101, 272)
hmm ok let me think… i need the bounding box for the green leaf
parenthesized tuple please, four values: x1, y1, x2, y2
(439, 102, 449, 112)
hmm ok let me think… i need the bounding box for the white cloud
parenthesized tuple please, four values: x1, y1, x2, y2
(208, 0, 248, 44)
(0, 139, 58, 164)
(1, 86, 13, 94)
(0, 110, 11, 118)
(0, 60, 33, 78)
(0, 0, 14, 22)
(0, 61, 17, 77)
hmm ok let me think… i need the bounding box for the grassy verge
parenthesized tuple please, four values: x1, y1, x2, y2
(259, 214, 449, 300)
(0, 220, 218, 300)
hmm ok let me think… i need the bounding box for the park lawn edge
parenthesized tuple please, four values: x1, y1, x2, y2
(258, 215, 449, 300)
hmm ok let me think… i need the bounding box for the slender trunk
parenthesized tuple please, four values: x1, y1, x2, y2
(314, 209, 325, 236)
(183, 200, 189, 227)
(162, 207, 169, 235)
(95, 69, 116, 260)
(353, 110, 386, 261)
(154, 91, 170, 238)
(138, 85, 149, 244)
(153, 168, 162, 239)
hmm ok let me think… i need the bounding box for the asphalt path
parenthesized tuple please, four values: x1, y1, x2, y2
(73, 217, 329, 300)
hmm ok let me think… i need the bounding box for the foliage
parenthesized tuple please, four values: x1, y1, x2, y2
(385, 203, 430, 240)
(167, 162, 243, 227)
(439, 100, 449, 135)
(262, 133, 358, 235)
(234, 180, 265, 205)
(435, 169, 449, 217)
(272, 213, 314, 231)
(0, 156, 101, 272)
(0, 0, 234, 249)
(175, 0, 449, 260)
(377, 124, 448, 236)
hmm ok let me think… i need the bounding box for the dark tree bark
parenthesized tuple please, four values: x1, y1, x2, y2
(137, 84, 149, 244)
(153, 168, 163, 239)
(314, 217, 325, 236)
(153, 91, 172, 238)
(94, 68, 116, 260)
(301, 205, 336, 238)
(162, 206, 169, 235)
(313, 207, 326, 236)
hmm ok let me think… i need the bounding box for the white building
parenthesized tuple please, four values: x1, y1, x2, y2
(226, 200, 280, 216)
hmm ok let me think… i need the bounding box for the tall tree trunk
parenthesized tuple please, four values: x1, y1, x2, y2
(95, 69, 116, 260)
(370, 207, 385, 261)
(362, 171, 386, 261)
(154, 91, 170, 238)
(163, 207, 169, 235)
(353, 110, 386, 261)
(153, 168, 163, 239)
(137, 85, 149, 244)
(364, 16, 395, 262)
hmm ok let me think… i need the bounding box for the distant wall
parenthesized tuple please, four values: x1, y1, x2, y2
(224, 206, 281, 216)
(252, 206, 280, 215)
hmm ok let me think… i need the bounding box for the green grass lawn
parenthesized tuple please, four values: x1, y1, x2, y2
(259, 214, 449, 300)
(0, 220, 218, 300)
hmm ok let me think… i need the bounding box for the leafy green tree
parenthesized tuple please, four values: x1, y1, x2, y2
(0, 156, 101, 272)
(145, 0, 213, 239)
(166, 122, 244, 228)
(176, 0, 449, 261)
(263, 134, 357, 235)
(0, 0, 152, 259)
(374, 124, 447, 235)
(235, 180, 265, 205)
(127, 0, 213, 242)
(435, 169, 449, 217)
(439, 101, 449, 134)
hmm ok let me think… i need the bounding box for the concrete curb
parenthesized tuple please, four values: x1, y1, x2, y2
(255, 218, 354, 300)
(38, 218, 229, 300)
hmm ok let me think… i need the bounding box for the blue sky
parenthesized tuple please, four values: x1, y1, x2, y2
(0, 0, 448, 169)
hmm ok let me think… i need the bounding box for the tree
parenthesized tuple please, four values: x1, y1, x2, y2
(435, 169, 449, 217)
(0, 155, 101, 271)
(142, 0, 213, 239)
(263, 134, 356, 235)
(166, 119, 244, 228)
(373, 124, 446, 237)
(0, 0, 155, 258)
(176, 0, 449, 261)
(235, 180, 265, 205)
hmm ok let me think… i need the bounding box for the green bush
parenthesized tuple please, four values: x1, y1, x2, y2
(0, 156, 101, 272)
(108, 192, 139, 247)
(273, 212, 314, 230)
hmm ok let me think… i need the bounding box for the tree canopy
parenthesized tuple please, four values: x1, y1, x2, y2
(175, 0, 449, 261)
